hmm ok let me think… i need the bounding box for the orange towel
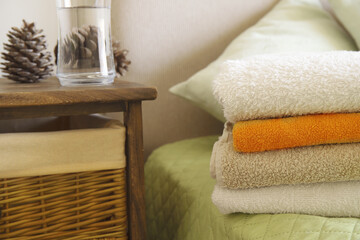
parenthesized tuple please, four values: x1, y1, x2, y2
(233, 113, 360, 153)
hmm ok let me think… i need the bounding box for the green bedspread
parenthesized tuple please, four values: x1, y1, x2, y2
(145, 136, 360, 240)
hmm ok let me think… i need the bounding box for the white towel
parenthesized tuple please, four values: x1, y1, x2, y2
(212, 181, 360, 217)
(213, 51, 360, 123)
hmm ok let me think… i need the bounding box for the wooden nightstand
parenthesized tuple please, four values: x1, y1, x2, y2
(0, 77, 157, 240)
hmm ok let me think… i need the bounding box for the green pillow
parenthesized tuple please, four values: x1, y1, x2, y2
(170, 0, 357, 123)
(327, 0, 360, 48)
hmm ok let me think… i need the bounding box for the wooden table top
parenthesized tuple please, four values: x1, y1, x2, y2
(0, 77, 157, 108)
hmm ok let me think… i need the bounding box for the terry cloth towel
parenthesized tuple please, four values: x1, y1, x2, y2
(210, 124, 360, 189)
(0, 115, 126, 178)
(212, 181, 360, 217)
(213, 51, 360, 123)
(233, 113, 360, 153)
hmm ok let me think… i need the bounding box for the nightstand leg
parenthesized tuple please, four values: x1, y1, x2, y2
(124, 101, 146, 240)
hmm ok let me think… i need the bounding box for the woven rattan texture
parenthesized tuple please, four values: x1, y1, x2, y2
(0, 169, 127, 240)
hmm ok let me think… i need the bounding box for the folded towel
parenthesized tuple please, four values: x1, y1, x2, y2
(212, 181, 360, 217)
(233, 113, 360, 153)
(213, 51, 360, 123)
(210, 124, 360, 189)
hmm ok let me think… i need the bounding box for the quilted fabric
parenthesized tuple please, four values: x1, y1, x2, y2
(145, 136, 360, 240)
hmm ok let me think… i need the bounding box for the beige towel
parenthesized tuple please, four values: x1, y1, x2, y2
(211, 123, 360, 189)
(0, 115, 126, 178)
(212, 181, 360, 217)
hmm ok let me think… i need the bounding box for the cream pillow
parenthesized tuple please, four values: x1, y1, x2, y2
(327, 0, 360, 48)
(170, 0, 357, 122)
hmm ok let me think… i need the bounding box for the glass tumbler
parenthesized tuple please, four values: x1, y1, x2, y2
(56, 0, 115, 86)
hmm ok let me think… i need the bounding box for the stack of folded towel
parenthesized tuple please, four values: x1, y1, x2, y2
(210, 51, 360, 217)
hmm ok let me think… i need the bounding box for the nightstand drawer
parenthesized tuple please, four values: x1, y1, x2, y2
(0, 115, 128, 239)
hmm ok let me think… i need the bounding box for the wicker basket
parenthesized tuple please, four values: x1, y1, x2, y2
(0, 169, 128, 240)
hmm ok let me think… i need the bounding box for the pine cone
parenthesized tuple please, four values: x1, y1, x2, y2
(60, 25, 99, 68)
(55, 31, 131, 76)
(113, 40, 131, 76)
(1, 20, 53, 83)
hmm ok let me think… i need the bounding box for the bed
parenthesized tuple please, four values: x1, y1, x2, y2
(145, 136, 360, 240)
(137, 0, 360, 238)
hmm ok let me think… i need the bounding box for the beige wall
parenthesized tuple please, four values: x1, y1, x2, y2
(111, 0, 279, 158)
